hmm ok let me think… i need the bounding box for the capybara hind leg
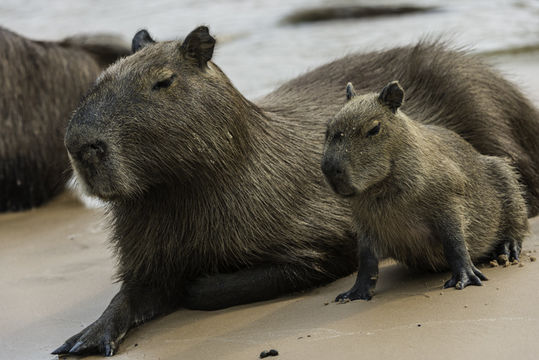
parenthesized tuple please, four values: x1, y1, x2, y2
(183, 264, 333, 310)
(439, 215, 487, 290)
(493, 238, 522, 265)
(335, 246, 378, 302)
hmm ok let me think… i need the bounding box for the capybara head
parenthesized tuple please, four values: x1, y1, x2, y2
(65, 26, 251, 200)
(321, 81, 405, 196)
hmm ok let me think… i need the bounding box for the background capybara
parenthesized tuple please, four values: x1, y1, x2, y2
(54, 26, 539, 356)
(0, 27, 130, 212)
(322, 81, 528, 301)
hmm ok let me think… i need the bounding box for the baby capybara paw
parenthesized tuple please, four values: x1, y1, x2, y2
(335, 286, 374, 302)
(493, 239, 521, 265)
(444, 265, 487, 290)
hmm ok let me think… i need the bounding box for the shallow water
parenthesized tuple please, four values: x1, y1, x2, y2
(1, 0, 538, 98)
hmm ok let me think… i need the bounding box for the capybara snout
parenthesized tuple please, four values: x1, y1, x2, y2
(65, 112, 109, 165)
(321, 153, 355, 197)
(64, 106, 112, 193)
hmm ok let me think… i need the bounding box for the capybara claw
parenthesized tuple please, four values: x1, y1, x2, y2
(444, 266, 487, 290)
(53, 321, 122, 356)
(494, 238, 522, 265)
(51, 343, 71, 355)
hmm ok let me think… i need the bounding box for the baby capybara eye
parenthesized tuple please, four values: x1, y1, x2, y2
(366, 123, 380, 137)
(152, 75, 176, 91)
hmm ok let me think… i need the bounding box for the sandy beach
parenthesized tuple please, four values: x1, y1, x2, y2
(1, 50, 539, 360)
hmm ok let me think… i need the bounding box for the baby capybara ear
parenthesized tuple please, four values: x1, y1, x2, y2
(131, 30, 155, 53)
(346, 82, 357, 101)
(180, 26, 216, 69)
(378, 81, 404, 113)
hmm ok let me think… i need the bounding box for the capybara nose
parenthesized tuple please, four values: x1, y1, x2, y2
(75, 140, 108, 165)
(321, 158, 344, 178)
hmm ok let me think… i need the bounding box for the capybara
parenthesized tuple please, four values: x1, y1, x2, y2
(322, 81, 528, 301)
(0, 27, 130, 212)
(54, 26, 539, 356)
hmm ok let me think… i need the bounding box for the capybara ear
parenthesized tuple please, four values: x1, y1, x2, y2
(378, 81, 404, 113)
(346, 82, 357, 101)
(132, 30, 155, 53)
(180, 26, 216, 68)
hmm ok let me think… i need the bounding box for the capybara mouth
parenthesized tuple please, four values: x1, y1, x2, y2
(326, 176, 357, 197)
(335, 189, 356, 197)
(333, 186, 356, 198)
(69, 154, 121, 200)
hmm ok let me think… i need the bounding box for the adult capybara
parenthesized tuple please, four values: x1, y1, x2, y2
(54, 26, 539, 356)
(322, 81, 528, 301)
(0, 27, 130, 212)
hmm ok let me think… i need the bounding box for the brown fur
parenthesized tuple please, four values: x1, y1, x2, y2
(0, 27, 130, 212)
(54, 27, 539, 356)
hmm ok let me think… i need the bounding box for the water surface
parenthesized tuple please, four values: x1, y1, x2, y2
(1, 0, 537, 97)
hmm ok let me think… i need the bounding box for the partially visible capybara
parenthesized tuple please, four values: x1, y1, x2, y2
(322, 81, 528, 301)
(54, 26, 539, 357)
(0, 27, 130, 212)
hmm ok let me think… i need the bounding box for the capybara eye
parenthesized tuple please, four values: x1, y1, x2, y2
(366, 123, 381, 137)
(152, 75, 176, 91)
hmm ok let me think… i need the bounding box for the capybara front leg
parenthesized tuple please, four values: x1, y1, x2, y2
(335, 245, 378, 301)
(52, 283, 175, 356)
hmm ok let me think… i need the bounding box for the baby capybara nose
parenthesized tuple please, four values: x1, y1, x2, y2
(75, 140, 108, 165)
(321, 157, 344, 178)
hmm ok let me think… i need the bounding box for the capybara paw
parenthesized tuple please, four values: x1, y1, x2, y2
(335, 287, 373, 302)
(52, 322, 124, 357)
(494, 239, 521, 265)
(444, 266, 487, 290)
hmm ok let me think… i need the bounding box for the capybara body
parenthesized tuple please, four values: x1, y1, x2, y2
(322, 81, 528, 300)
(54, 26, 539, 356)
(0, 27, 129, 212)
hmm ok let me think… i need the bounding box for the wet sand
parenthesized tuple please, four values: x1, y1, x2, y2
(1, 55, 539, 360)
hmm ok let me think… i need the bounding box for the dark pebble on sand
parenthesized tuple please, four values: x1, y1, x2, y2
(260, 349, 279, 358)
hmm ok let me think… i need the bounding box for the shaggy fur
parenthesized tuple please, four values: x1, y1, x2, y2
(323, 81, 528, 300)
(54, 26, 539, 356)
(0, 27, 129, 212)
